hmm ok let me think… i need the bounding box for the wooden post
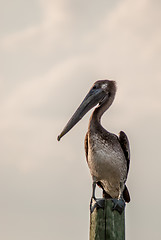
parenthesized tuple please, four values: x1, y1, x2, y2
(90, 199, 125, 240)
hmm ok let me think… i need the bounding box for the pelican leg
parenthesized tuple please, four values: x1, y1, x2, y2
(112, 196, 126, 214)
(90, 181, 105, 213)
(92, 181, 96, 199)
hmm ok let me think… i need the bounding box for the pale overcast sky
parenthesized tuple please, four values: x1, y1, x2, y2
(0, 0, 161, 239)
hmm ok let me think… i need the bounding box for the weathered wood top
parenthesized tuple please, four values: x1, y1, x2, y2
(90, 200, 125, 240)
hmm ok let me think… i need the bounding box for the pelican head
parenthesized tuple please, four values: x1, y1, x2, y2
(57, 80, 116, 141)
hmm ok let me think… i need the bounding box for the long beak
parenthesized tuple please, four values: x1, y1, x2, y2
(57, 87, 106, 141)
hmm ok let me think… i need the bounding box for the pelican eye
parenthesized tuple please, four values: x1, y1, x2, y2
(92, 85, 97, 89)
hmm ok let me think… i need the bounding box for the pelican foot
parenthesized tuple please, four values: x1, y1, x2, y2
(90, 198, 105, 213)
(112, 198, 125, 214)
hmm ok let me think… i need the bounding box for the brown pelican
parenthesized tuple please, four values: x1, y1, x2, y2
(57, 80, 130, 213)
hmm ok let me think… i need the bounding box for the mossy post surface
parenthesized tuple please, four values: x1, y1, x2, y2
(90, 200, 125, 240)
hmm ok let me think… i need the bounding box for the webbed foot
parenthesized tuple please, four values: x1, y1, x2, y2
(112, 198, 126, 214)
(90, 197, 105, 213)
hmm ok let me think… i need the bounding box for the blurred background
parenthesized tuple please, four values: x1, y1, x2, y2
(0, 0, 161, 239)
